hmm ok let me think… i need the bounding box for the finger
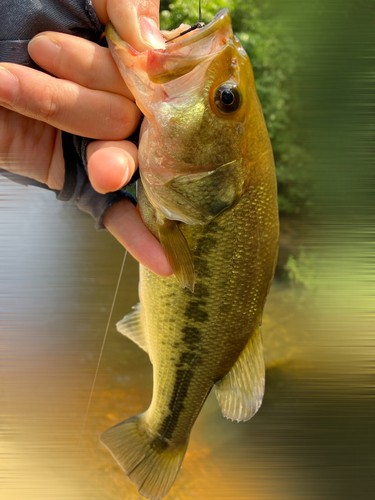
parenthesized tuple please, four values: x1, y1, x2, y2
(106, 0, 165, 51)
(0, 64, 141, 140)
(86, 140, 138, 193)
(0, 106, 64, 190)
(28, 33, 133, 100)
(103, 199, 173, 277)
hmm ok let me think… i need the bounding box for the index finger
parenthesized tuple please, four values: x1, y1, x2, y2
(28, 32, 133, 99)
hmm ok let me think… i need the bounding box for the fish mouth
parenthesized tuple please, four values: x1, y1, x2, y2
(147, 9, 233, 84)
(163, 9, 232, 50)
(105, 10, 233, 86)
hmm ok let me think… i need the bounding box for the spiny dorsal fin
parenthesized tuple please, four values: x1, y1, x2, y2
(116, 303, 149, 355)
(214, 321, 265, 422)
(157, 217, 195, 292)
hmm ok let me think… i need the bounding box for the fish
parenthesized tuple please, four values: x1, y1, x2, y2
(101, 9, 279, 500)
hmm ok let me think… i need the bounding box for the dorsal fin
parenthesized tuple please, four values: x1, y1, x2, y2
(214, 320, 265, 422)
(116, 303, 149, 355)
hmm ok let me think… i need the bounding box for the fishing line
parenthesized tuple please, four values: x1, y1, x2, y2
(166, 0, 205, 43)
(77, 249, 127, 450)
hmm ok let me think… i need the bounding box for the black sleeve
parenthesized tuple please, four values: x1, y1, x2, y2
(0, 0, 138, 230)
(0, 0, 104, 67)
(58, 132, 138, 230)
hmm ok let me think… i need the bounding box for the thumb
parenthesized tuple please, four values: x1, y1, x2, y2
(106, 0, 165, 51)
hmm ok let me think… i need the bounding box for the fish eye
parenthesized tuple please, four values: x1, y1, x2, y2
(214, 83, 241, 114)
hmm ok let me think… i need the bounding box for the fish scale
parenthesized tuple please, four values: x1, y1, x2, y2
(102, 9, 279, 500)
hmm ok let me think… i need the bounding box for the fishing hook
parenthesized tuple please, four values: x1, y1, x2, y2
(166, 0, 205, 43)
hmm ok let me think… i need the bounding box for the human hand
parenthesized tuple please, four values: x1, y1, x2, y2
(0, 0, 171, 276)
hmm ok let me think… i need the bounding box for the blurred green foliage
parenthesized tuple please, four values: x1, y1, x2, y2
(160, 0, 311, 215)
(284, 248, 317, 290)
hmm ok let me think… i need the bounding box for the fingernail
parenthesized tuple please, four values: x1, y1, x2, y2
(0, 67, 19, 103)
(28, 35, 61, 69)
(140, 17, 165, 50)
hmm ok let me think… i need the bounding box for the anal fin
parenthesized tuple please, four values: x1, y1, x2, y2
(116, 303, 149, 355)
(214, 321, 265, 422)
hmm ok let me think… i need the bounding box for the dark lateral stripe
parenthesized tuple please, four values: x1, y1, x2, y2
(155, 367, 194, 442)
(184, 300, 208, 322)
(152, 227, 218, 447)
(175, 351, 196, 367)
(181, 326, 201, 349)
(154, 320, 204, 443)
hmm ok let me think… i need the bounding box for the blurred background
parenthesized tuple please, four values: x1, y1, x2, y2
(1, 0, 374, 499)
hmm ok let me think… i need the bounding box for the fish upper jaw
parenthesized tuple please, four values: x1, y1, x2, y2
(148, 9, 233, 84)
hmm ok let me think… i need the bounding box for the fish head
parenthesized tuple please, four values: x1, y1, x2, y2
(106, 10, 271, 223)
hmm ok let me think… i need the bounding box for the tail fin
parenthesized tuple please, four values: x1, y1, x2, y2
(100, 415, 188, 500)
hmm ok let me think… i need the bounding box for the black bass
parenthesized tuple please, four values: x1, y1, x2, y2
(102, 9, 279, 500)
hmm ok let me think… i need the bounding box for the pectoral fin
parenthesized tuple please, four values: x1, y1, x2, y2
(116, 304, 149, 356)
(158, 159, 246, 224)
(214, 321, 265, 422)
(157, 218, 195, 292)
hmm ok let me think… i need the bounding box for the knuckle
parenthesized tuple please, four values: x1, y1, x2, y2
(102, 95, 127, 135)
(107, 97, 139, 137)
(81, 45, 102, 89)
(37, 87, 59, 122)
